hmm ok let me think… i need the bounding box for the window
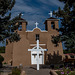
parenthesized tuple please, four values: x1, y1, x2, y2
(18, 25, 22, 31)
(51, 22, 54, 24)
(36, 34, 39, 40)
(51, 22, 55, 29)
(18, 22, 22, 31)
(51, 25, 55, 29)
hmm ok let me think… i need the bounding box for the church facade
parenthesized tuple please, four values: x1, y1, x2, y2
(3, 16, 64, 66)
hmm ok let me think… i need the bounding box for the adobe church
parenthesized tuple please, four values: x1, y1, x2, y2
(3, 12, 64, 66)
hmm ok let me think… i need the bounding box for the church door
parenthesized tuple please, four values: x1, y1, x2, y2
(31, 47, 44, 65)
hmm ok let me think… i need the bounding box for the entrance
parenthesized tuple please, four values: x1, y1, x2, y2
(31, 46, 44, 64)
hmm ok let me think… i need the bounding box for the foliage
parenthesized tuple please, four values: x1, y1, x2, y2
(0, 55, 4, 68)
(69, 71, 75, 75)
(63, 48, 75, 54)
(8, 68, 21, 75)
(56, 71, 75, 75)
(3, 62, 7, 64)
(0, 0, 21, 42)
(53, 0, 75, 50)
(56, 71, 61, 75)
(0, 46, 5, 53)
(0, 55, 4, 63)
(56, 67, 75, 75)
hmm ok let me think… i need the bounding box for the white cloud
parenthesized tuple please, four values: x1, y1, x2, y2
(39, 0, 64, 8)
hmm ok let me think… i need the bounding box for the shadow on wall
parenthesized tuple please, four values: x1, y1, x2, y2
(46, 51, 63, 65)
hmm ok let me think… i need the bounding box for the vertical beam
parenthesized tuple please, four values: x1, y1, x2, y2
(37, 40, 39, 70)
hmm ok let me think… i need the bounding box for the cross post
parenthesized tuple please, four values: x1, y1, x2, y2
(37, 40, 39, 70)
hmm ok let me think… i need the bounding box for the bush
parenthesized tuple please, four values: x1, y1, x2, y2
(9, 68, 21, 75)
(69, 71, 75, 75)
(56, 71, 61, 75)
(56, 71, 75, 75)
(3, 62, 7, 64)
(0, 55, 4, 63)
(50, 64, 54, 69)
(56, 67, 75, 75)
(0, 55, 4, 68)
(0, 46, 5, 53)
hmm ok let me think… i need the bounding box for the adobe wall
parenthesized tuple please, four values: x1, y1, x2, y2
(12, 32, 31, 66)
(26, 28, 64, 64)
(4, 27, 64, 66)
(3, 18, 64, 66)
(27, 28, 48, 44)
(4, 42, 13, 64)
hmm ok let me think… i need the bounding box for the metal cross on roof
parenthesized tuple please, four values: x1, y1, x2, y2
(48, 11, 52, 17)
(35, 22, 39, 28)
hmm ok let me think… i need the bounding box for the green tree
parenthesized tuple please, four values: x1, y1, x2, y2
(0, 0, 22, 68)
(8, 68, 21, 75)
(0, 55, 4, 63)
(0, 46, 5, 53)
(0, 55, 4, 68)
(53, 0, 75, 50)
(0, 0, 21, 42)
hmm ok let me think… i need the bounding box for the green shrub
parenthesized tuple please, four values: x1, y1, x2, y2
(9, 68, 21, 75)
(56, 67, 75, 75)
(56, 67, 71, 75)
(0, 46, 5, 53)
(69, 71, 75, 75)
(0, 55, 4, 63)
(0, 55, 4, 68)
(3, 62, 7, 64)
(56, 71, 61, 75)
(55, 66, 59, 69)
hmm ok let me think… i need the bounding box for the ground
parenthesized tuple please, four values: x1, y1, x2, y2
(23, 66, 50, 75)
(0, 65, 51, 75)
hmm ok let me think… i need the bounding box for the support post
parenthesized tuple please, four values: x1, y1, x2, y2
(37, 40, 39, 70)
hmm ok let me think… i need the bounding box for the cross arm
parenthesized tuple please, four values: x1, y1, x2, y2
(28, 49, 48, 51)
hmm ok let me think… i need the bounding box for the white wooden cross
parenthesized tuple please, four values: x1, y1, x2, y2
(28, 40, 47, 70)
(35, 22, 39, 28)
(48, 11, 52, 17)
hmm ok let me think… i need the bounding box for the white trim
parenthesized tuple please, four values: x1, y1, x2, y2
(28, 49, 47, 51)
(30, 44, 46, 46)
(26, 28, 48, 32)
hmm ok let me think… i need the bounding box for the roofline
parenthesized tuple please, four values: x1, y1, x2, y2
(46, 19, 60, 21)
(26, 28, 48, 32)
(44, 19, 60, 24)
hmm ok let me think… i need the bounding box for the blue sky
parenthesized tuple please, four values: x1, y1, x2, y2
(11, 0, 64, 30)
(0, 0, 64, 46)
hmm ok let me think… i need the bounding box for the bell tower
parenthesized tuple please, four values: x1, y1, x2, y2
(16, 18, 27, 32)
(44, 11, 59, 32)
